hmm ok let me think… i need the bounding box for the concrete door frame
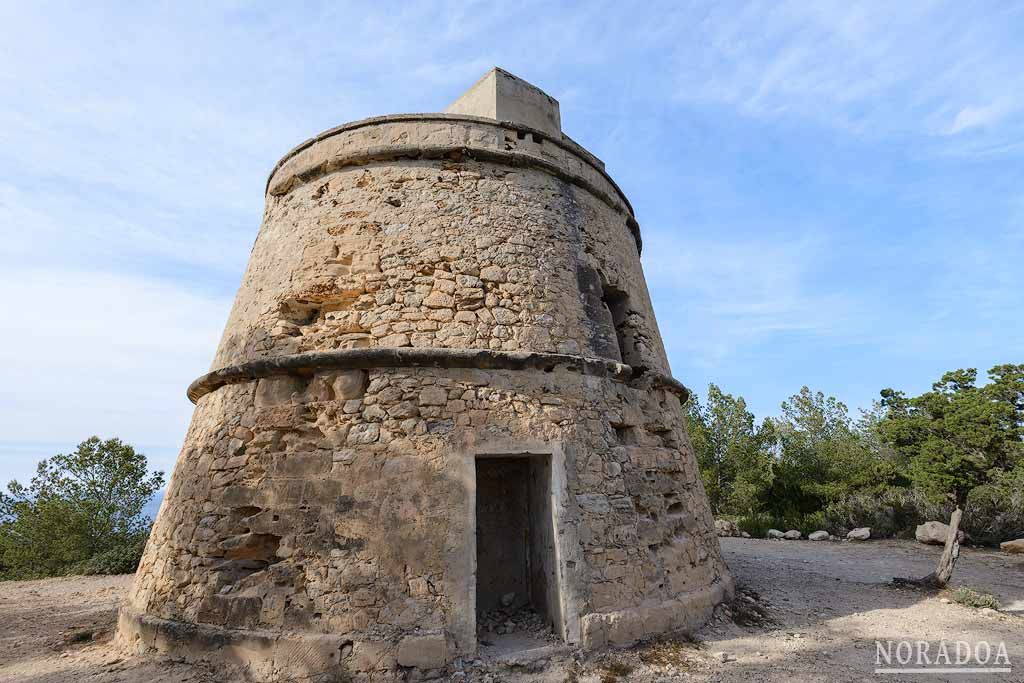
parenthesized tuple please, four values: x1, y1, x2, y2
(445, 438, 581, 658)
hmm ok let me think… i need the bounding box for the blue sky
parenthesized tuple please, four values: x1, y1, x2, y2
(1, 1, 1022, 483)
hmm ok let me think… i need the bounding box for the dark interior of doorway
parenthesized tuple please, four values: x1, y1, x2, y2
(475, 455, 561, 648)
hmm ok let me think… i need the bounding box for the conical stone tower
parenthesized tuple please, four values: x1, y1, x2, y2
(118, 68, 732, 681)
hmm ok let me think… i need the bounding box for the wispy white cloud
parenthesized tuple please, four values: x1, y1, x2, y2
(643, 230, 872, 367)
(0, 0, 1020, 468)
(945, 101, 1009, 135)
(659, 1, 1024, 145)
(0, 267, 230, 481)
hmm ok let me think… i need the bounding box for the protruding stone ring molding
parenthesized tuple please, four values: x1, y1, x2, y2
(264, 113, 643, 253)
(187, 348, 689, 404)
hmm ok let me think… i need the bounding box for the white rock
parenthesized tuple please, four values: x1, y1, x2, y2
(715, 519, 739, 537)
(847, 527, 871, 541)
(740, 531, 751, 539)
(783, 530, 802, 540)
(916, 521, 965, 545)
(808, 530, 829, 541)
(1000, 538, 1024, 554)
(767, 529, 784, 539)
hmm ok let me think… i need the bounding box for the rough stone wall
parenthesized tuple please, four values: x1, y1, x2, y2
(127, 364, 727, 675)
(121, 114, 731, 681)
(211, 118, 667, 375)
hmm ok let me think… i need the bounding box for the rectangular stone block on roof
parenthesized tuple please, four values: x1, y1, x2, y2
(445, 67, 562, 138)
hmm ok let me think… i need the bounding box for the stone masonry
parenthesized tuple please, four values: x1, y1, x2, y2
(117, 68, 732, 681)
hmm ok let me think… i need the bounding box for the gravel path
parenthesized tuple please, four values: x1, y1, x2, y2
(690, 539, 1024, 682)
(0, 540, 1020, 682)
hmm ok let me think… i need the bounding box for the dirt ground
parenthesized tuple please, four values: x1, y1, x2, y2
(0, 539, 1021, 682)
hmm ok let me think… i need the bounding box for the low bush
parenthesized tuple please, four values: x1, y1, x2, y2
(70, 533, 148, 576)
(735, 511, 827, 537)
(952, 586, 999, 609)
(959, 472, 1024, 546)
(735, 512, 774, 538)
(823, 489, 923, 538)
(821, 479, 1024, 545)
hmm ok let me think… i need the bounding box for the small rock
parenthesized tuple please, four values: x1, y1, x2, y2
(740, 531, 751, 538)
(808, 530, 829, 541)
(715, 519, 739, 537)
(500, 592, 516, 607)
(715, 651, 735, 663)
(767, 529, 784, 539)
(783, 530, 802, 540)
(847, 527, 871, 541)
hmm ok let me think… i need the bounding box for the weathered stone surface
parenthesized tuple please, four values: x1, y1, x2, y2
(767, 529, 784, 539)
(350, 640, 395, 672)
(254, 376, 305, 408)
(783, 530, 802, 540)
(396, 634, 447, 668)
(808, 530, 829, 541)
(120, 68, 730, 681)
(418, 386, 448, 406)
(218, 533, 281, 561)
(446, 67, 562, 139)
(331, 370, 367, 400)
(847, 527, 871, 541)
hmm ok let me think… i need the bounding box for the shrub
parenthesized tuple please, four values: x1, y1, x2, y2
(823, 488, 923, 538)
(883, 479, 1023, 546)
(794, 511, 826, 535)
(0, 437, 163, 579)
(959, 473, 1024, 546)
(952, 586, 999, 609)
(735, 511, 826, 537)
(820, 482, 1024, 545)
(70, 533, 148, 576)
(735, 512, 774, 538)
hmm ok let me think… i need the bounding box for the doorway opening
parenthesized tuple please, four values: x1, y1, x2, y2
(475, 455, 562, 651)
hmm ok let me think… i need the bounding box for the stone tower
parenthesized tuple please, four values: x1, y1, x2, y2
(118, 68, 732, 680)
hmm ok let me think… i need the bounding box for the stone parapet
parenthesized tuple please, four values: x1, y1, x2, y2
(265, 114, 641, 253)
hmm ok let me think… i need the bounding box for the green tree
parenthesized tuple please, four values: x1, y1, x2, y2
(686, 384, 774, 515)
(881, 364, 1024, 586)
(767, 387, 888, 517)
(0, 437, 164, 579)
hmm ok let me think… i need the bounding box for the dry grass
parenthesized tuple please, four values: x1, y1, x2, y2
(598, 658, 634, 682)
(636, 633, 707, 672)
(730, 586, 774, 627)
